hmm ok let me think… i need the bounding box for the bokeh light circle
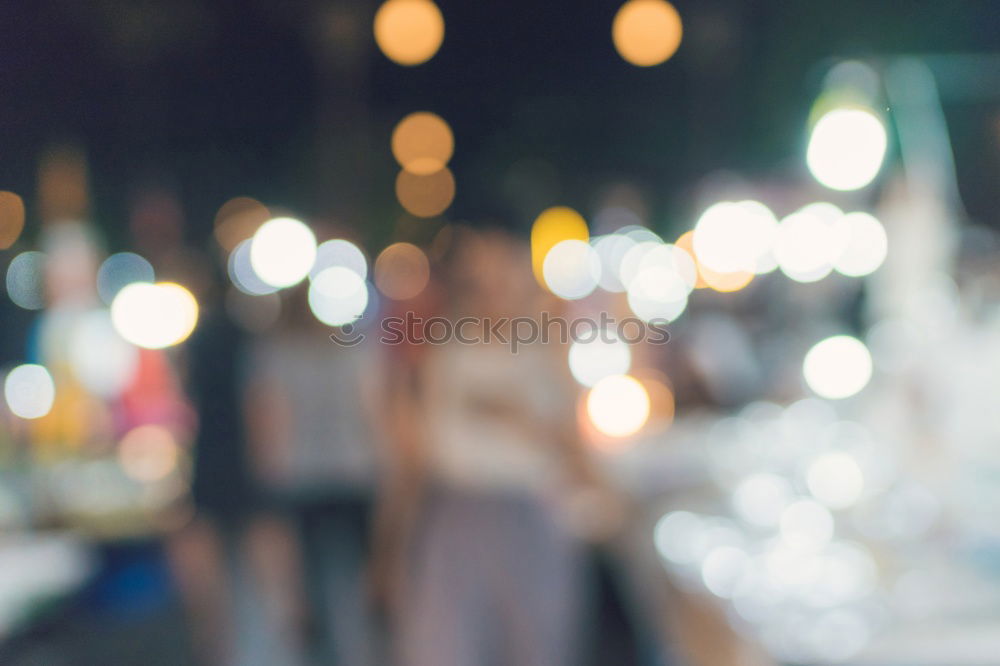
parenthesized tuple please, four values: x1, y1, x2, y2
(803, 335, 873, 399)
(250, 217, 317, 288)
(97, 252, 155, 305)
(612, 0, 683, 67)
(807, 108, 887, 191)
(374, 242, 430, 300)
(542, 239, 601, 300)
(392, 112, 453, 175)
(586, 374, 650, 438)
(4, 364, 55, 420)
(0, 191, 25, 249)
(374, 0, 445, 66)
(395, 167, 455, 218)
(111, 282, 199, 349)
(308, 267, 369, 327)
(568, 326, 632, 387)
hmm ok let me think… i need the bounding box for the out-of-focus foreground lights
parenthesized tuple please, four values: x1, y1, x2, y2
(111, 282, 199, 350)
(97, 252, 155, 305)
(213, 197, 270, 251)
(803, 335, 873, 400)
(612, 0, 682, 67)
(531, 206, 589, 286)
(68, 310, 138, 398)
(806, 451, 865, 509)
(701, 545, 750, 599)
(834, 212, 888, 277)
(542, 239, 601, 300)
(774, 203, 846, 283)
(392, 111, 453, 175)
(568, 326, 632, 387)
(4, 364, 55, 420)
(118, 424, 180, 483)
(6, 251, 46, 310)
(586, 374, 650, 438)
(591, 234, 636, 292)
(374, 242, 430, 301)
(250, 217, 317, 288)
(395, 166, 455, 218)
(626, 263, 689, 322)
(732, 473, 794, 528)
(308, 266, 369, 327)
(693, 200, 778, 274)
(374, 0, 444, 66)
(311, 239, 368, 281)
(780, 498, 834, 550)
(0, 191, 25, 249)
(807, 108, 887, 191)
(229, 238, 279, 296)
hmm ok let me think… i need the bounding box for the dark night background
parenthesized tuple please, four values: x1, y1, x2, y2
(1, 0, 999, 247)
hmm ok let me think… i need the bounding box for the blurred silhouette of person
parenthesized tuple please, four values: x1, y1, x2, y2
(243, 284, 380, 666)
(374, 228, 602, 666)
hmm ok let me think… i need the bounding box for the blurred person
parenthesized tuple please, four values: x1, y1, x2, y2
(374, 228, 607, 666)
(242, 284, 381, 666)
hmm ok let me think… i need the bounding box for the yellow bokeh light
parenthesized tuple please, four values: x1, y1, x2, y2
(612, 0, 682, 67)
(396, 167, 455, 218)
(530, 206, 589, 287)
(0, 191, 25, 250)
(374, 0, 445, 66)
(374, 242, 430, 300)
(392, 112, 454, 175)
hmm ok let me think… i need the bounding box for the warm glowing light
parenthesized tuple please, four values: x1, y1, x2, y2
(833, 212, 888, 277)
(374, 0, 444, 66)
(803, 335, 872, 399)
(118, 425, 180, 483)
(111, 282, 199, 349)
(395, 167, 455, 218)
(311, 239, 368, 281)
(68, 310, 139, 398)
(807, 451, 865, 509)
(531, 207, 590, 286)
(0, 191, 25, 249)
(693, 200, 777, 274)
(250, 217, 317, 288)
(612, 0, 683, 67)
(374, 242, 430, 300)
(96, 252, 155, 305)
(5, 364, 55, 419)
(586, 374, 650, 437)
(700, 265, 754, 292)
(568, 326, 632, 387)
(6, 251, 46, 310)
(542, 239, 601, 300)
(308, 267, 369, 327)
(213, 197, 270, 251)
(807, 108, 887, 191)
(392, 112, 453, 175)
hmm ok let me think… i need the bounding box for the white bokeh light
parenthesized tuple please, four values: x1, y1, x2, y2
(229, 238, 279, 295)
(626, 265, 689, 323)
(803, 335, 873, 399)
(250, 217, 317, 288)
(5, 364, 55, 419)
(111, 282, 199, 349)
(806, 108, 887, 191)
(807, 451, 865, 509)
(568, 326, 632, 387)
(732, 473, 795, 528)
(774, 204, 846, 283)
(833, 212, 888, 277)
(693, 200, 778, 274)
(542, 239, 601, 300)
(591, 234, 636, 292)
(310, 239, 368, 281)
(586, 374, 650, 437)
(68, 310, 138, 398)
(307, 267, 369, 327)
(780, 499, 835, 550)
(96, 252, 155, 305)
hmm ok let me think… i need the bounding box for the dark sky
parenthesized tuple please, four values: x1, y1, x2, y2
(1, 0, 999, 250)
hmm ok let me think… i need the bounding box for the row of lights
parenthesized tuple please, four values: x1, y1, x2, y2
(374, 0, 684, 68)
